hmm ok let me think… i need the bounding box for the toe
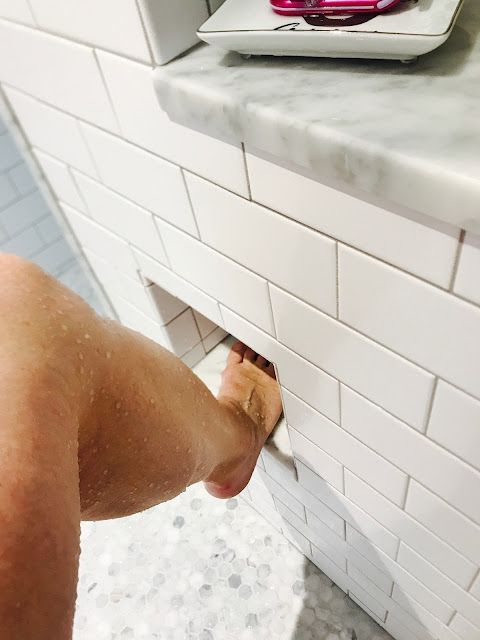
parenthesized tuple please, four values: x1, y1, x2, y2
(227, 341, 247, 365)
(244, 348, 257, 362)
(266, 363, 277, 379)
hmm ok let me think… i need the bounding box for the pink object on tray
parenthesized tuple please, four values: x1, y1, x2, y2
(270, 0, 402, 16)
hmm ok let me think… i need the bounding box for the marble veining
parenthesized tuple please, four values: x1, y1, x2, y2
(75, 484, 392, 640)
(155, 0, 480, 232)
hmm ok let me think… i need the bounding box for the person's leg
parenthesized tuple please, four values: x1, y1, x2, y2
(0, 253, 282, 640)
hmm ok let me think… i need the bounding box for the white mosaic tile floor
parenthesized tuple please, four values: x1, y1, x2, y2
(75, 484, 391, 640)
(74, 340, 392, 640)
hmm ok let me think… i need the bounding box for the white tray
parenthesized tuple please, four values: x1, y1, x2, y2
(198, 0, 464, 61)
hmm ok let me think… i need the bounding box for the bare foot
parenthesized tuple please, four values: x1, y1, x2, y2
(204, 341, 283, 499)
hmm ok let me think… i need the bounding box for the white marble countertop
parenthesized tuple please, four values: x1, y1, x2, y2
(155, 0, 480, 232)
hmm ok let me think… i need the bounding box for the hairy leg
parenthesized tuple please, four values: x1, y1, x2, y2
(0, 254, 281, 639)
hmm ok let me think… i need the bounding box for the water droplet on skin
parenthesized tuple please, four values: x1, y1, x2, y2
(105, 351, 112, 359)
(148, 483, 154, 489)
(127, 438, 132, 443)
(78, 353, 84, 361)
(143, 437, 148, 443)
(56, 309, 63, 315)
(149, 398, 155, 405)
(61, 324, 68, 331)
(84, 334, 91, 340)
(103, 470, 108, 475)
(76, 338, 82, 344)
(124, 411, 129, 417)
(115, 402, 122, 410)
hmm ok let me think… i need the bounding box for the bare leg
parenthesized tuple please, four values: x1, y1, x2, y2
(0, 254, 282, 640)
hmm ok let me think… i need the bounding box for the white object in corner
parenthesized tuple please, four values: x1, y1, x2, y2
(198, 0, 464, 61)
(139, 0, 210, 65)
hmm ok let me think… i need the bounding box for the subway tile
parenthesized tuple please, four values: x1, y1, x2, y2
(348, 591, 386, 625)
(31, 236, 74, 275)
(61, 203, 138, 278)
(72, 172, 167, 262)
(246, 148, 460, 287)
(270, 284, 433, 429)
(390, 585, 443, 639)
(1, 190, 49, 236)
(0, 21, 117, 130)
(406, 480, 480, 567)
(310, 544, 350, 594)
(193, 310, 218, 340)
(449, 613, 480, 640)
(138, 0, 208, 65)
(344, 472, 476, 588)
(220, 306, 340, 423)
(455, 233, 480, 306)
(33, 150, 86, 212)
(0, 173, 16, 208)
(0, 130, 21, 171)
(133, 250, 224, 329)
(84, 250, 157, 320)
(282, 521, 312, 557)
(428, 380, 480, 473)
(385, 612, 429, 640)
(248, 469, 276, 511)
(0, 0, 36, 25)
(296, 461, 398, 558)
(470, 575, 480, 601)
(28, 0, 151, 61)
(111, 296, 168, 347)
(259, 470, 305, 519)
(350, 560, 452, 626)
(284, 389, 408, 505)
(7, 162, 36, 195)
(5, 89, 98, 176)
(181, 342, 206, 369)
(346, 547, 393, 595)
(97, 51, 248, 196)
(342, 386, 480, 527)
(397, 543, 480, 628)
(339, 244, 480, 400)
(202, 326, 228, 353)
(186, 172, 337, 316)
(276, 499, 347, 572)
(81, 125, 196, 236)
(157, 221, 274, 334)
(439, 625, 464, 640)
(0, 225, 44, 257)
(35, 215, 63, 244)
(289, 429, 344, 493)
(148, 284, 188, 326)
(262, 449, 345, 538)
(163, 308, 202, 357)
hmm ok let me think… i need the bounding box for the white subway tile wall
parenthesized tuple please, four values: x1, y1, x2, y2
(2, 7, 479, 640)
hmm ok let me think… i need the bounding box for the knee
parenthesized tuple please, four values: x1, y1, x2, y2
(0, 253, 52, 311)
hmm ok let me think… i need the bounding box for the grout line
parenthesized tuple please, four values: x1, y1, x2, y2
(423, 377, 439, 434)
(400, 476, 411, 511)
(467, 568, 480, 592)
(92, 48, 123, 135)
(265, 282, 278, 339)
(241, 142, 253, 200)
(8, 81, 480, 312)
(180, 168, 201, 239)
(335, 241, 340, 319)
(449, 229, 466, 292)
(0, 15, 154, 67)
(133, 0, 156, 67)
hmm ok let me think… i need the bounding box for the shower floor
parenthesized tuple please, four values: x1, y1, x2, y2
(74, 340, 392, 640)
